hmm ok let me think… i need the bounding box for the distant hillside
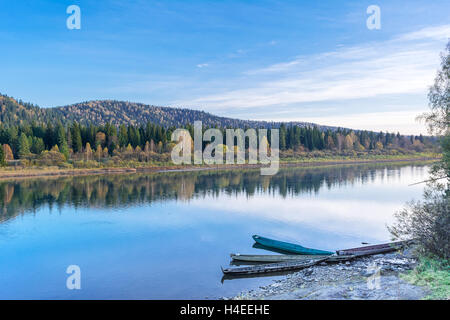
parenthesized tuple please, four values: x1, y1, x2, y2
(51, 100, 298, 128)
(0, 93, 324, 130)
(0, 94, 58, 125)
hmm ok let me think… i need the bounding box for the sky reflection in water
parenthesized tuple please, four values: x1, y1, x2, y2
(0, 163, 430, 299)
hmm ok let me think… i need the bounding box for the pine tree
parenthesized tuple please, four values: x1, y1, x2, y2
(71, 123, 83, 153)
(8, 127, 19, 156)
(18, 133, 30, 158)
(31, 137, 45, 155)
(60, 140, 69, 160)
(0, 145, 6, 166)
(56, 123, 66, 147)
(279, 124, 287, 150)
(44, 122, 55, 149)
(118, 125, 128, 147)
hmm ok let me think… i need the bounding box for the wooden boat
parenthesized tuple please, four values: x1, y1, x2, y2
(336, 240, 413, 256)
(221, 257, 328, 275)
(222, 239, 414, 275)
(230, 253, 354, 263)
(252, 235, 334, 255)
(221, 269, 296, 282)
(222, 254, 357, 275)
(252, 242, 298, 255)
(231, 253, 328, 263)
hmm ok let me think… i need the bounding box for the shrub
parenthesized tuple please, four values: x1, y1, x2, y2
(73, 160, 102, 168)
(37, 150, 66, 166)
(388, 186, 449, 260)
(58, 162, 73, 169)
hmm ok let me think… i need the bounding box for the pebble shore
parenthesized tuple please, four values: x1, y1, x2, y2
(230, 249, 428, 300)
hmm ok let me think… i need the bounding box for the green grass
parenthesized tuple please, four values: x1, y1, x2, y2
(401, 256, 450, 300)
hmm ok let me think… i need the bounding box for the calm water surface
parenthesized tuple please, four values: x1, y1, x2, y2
(0, 163, 430, 299)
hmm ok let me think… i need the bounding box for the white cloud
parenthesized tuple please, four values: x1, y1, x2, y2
(395, 24, 450, 41)
(175, 24, 449, 134)
(286, 111, 427, 135)
(196, 63, 209, 68)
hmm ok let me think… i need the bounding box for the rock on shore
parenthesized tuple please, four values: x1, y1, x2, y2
(231, 249, 429, 300)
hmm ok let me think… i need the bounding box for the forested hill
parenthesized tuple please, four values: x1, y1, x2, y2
(0, 94, 58, 125)
(0, 93, 321, 129)
(52, 100, 299, 128)
(0, 93, 436, 159)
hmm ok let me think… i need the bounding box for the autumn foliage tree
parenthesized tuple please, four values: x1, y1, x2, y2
(85, 143, 92, 161)
(3, 144, 13, 160)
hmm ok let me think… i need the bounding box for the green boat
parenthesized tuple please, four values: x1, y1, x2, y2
(252, 235, 334, 255)
(231, 253, 330, 263)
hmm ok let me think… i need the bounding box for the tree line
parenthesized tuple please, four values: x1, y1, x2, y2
(0, 120, 436, 165)
(278, 124, 431, 152)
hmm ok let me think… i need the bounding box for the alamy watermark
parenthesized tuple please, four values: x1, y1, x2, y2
(366, 5, 381, 30)
(171, 121, 279, 175)
(66, 265, 81, 290)
(366, 263, 381, 290)
(66, 5, 81, 30)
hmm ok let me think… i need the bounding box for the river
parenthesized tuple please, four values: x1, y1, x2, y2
(0, 162, 430, 299)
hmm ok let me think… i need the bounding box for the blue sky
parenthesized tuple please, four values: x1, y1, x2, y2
(0, 0, 449, 134)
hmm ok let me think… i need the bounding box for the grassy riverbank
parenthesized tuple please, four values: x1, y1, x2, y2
(401, 256, 450, 299)
(0, 153, 440, 180)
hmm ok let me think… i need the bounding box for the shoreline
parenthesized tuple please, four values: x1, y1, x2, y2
(229, 247, 429, 300)
(0, 156, 439, 180)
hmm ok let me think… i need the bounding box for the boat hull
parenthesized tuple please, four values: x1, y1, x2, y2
(252, 235, 334, 255)
(222, 258, 328, 275)
(230, 253, 354, 263)
(337, 240, 413, 256)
